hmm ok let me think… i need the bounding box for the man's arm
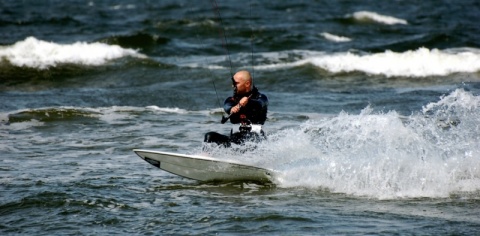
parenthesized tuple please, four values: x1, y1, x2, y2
(224, 97, 236, 114)
(223, 93, 268, 124)
(248, 93, 268, 111)
(224, 95, 251, 115)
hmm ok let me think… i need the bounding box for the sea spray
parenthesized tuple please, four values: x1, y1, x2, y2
(255, 89, 480, 199)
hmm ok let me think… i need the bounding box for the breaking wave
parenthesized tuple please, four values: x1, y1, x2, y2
(0, 37, 146, 69)
(347, 11, 408, 25)
(253, 48, 480, 77)
(320, 32, 352, 43)
(159, 47, 480, 78)
(2, 106, 201, 125)
(306, 48, 480, 77)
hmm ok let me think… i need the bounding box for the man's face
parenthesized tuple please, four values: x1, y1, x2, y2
(232, 75, 250, 95)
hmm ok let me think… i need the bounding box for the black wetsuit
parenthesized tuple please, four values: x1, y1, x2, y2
(204, 86, 268, 147)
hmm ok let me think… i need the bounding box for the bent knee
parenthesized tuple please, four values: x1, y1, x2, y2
(204, 132, 217, 143)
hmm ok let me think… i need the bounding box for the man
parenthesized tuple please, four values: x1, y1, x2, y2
(204, 70, 268, 147)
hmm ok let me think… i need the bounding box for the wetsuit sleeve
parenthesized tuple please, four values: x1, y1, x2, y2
(223, 96, 236, 114)
(249, 93, 268, 111)
(248, 93, 268, 124)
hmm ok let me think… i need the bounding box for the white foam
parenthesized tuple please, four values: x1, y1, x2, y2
(423, 88, 479, 113)
(245, 48, 480, 77)
(320, 32, 352, 42)
(183, 48, 480, 77)
(3, 119, 45, 131)
(349, 11, 408, 25)
(307, 47, 480, 77)
(146, 106, 189, 114)
(0, 37, 146, 69)
(253, 89, 480, 199)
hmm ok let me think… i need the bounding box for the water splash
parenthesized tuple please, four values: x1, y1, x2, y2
(256, 89, 480, 199)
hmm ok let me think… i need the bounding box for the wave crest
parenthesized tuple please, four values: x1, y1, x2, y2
(306, 48, 480, 77)
(320, 32, 352, 43)
(348, 11, 408, 25)
(0, 37, 146, 69)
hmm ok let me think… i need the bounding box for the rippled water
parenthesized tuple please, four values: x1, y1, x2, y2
(1, 0, 480, 235)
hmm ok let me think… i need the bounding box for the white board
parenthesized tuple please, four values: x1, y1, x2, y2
(133, 149, 276, 184)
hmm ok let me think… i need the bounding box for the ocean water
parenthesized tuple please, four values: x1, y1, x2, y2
(1, 0, 480, 235)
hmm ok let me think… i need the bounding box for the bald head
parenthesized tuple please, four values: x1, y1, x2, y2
(235, 70, 252, 83)
(232, 70, 253, 94)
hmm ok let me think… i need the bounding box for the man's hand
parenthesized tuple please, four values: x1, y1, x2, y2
(230, 96, 249, 114)
(238, 97, 249, 107)
(230, 104, 240, 114)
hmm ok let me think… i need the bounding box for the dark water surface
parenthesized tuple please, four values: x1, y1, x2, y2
(1, 0, 480, 235)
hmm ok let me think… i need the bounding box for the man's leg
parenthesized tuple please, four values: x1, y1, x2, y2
(204, 132, 231, 147)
